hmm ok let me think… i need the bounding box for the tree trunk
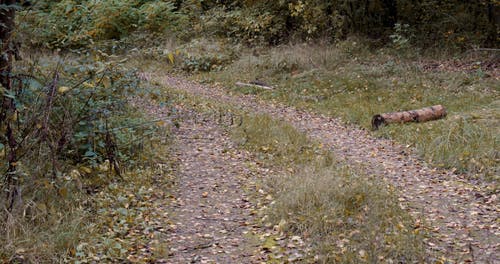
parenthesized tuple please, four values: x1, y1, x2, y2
(372, 105, 447, 130)
(382, 0, 397, 28)
(486, 0, 499, 47)
(1, 0, 18, 211)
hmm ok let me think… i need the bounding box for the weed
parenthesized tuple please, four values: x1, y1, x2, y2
(179, 38, 240, 73)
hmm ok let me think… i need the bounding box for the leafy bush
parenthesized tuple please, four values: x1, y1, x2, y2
(19, 0, 498, 50)
(0, 51, 166, 212)
(29, 57, 158, 164)
(198, 6, 287, 44)
(390, 23, 413, 50)
(178, 38, 240, 72)
(20, 0, 186, 48)
(138, 1, 178, 32)
(0, 51, 171, 261)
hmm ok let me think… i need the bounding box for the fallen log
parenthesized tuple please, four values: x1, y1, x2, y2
(235, 81, 273, 90)
(372, 105, 447, 130)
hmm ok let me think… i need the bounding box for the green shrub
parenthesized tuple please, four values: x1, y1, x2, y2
(0, 51, 166, 209)
(178, 38, 240, 72)
(20, 0, 498, 50)
(0, 51, 172, 261)
(139, 1, 178, 32)
(20, 0, 187, 49)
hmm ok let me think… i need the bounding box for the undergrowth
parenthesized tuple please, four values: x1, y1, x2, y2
(71, 147, 174, 263)
(0, 51, 175, 262)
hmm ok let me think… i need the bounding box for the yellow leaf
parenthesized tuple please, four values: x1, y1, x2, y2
(102, 76, 112, 89)
(36, 202, 47, 213)
(276, 219, 287, 231)
(80, 166, 92, 174)
(359, 249, 367, 259)
(59, 187, 68, 198)
(58, 86, 70, 94)
(99, 160, 109, 172)
(70, 169, 81, 179)
(41, 179, 51, 189)
(167, 53, 175, 64)
(83, 82, 94, 88)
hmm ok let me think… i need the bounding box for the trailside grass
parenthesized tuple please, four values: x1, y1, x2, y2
(231, 113, 427, 263)
(144, 83, 429, 262)
(197, 41, 499, 184)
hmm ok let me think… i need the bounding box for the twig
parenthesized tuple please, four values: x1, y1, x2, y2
(470, 48, 500, 52)
(309, 57, 318, 68)
(42, 71, 59, 138)
(235, 81, 273, 90)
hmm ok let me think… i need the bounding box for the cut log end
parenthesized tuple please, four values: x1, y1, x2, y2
(372, 105, 447, 130)
(371, 114, 385, 130)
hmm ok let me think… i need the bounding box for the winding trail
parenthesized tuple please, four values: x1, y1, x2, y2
(147, 74, 499, 263)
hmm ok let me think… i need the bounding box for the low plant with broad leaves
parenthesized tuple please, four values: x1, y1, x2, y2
(0, 50, 173, 262)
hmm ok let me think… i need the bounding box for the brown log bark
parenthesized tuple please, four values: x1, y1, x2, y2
(372, 105, 447, 130)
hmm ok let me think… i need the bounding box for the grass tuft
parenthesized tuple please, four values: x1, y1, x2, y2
(233, 113, 427, 262)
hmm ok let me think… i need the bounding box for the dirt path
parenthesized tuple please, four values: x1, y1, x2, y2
(131, 95, 274, 263)
(148, 74, 499, 263)
(157, 108, 272, 263)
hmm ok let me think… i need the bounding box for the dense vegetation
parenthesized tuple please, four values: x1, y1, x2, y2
(1, 1, 172, 261)
(1, 0, 498, 262)
(21, 0, 499, 49)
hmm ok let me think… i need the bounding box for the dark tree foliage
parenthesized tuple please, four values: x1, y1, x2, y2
(185, 0, 498, 47)
(22, 0, 500, 48)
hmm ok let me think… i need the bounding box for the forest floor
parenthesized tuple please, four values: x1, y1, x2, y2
(138, 72, 498, 263)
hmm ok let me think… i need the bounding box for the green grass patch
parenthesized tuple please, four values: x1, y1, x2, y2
(199, 42, 499, 183)
(146, 83, 428, 262)
(232, 113, 427, 263)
